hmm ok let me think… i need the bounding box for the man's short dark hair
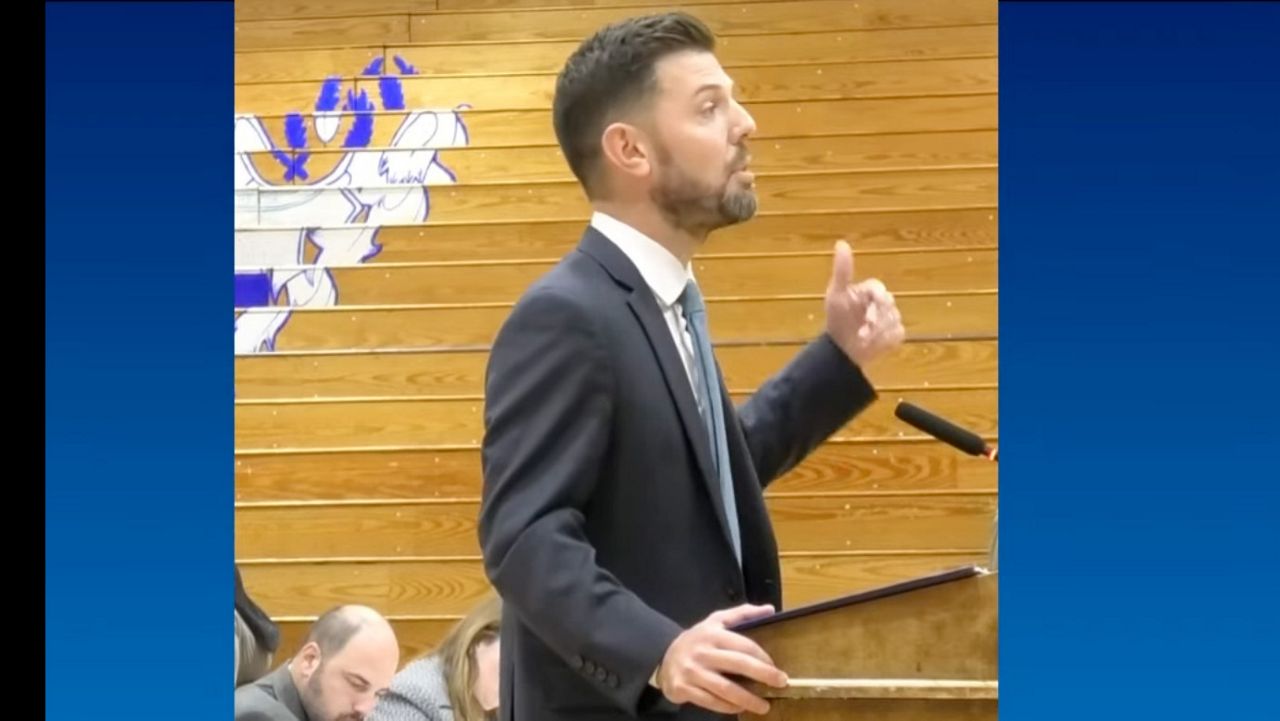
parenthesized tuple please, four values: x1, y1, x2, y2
(552, 12, 716, 198)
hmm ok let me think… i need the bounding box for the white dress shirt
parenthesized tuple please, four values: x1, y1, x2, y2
(590, 211, 702, 403)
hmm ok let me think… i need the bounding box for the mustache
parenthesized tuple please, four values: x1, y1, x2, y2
(731, 146, 750, 171)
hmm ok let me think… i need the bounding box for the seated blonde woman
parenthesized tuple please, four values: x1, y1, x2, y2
(370, 595, 501, 721)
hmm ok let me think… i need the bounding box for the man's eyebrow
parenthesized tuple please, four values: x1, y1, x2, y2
(693, 81, 735, 97)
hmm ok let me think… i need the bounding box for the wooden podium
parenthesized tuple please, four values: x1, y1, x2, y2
(732, 566, 998, 720)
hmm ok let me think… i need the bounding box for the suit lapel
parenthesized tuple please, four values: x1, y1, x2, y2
(578, 229, 736, 551)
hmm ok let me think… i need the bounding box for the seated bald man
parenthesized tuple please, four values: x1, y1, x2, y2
(236, 605, 400, 721)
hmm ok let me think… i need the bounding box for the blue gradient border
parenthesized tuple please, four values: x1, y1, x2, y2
(43, 1, 1278, 718)
(46, 3, 230, 719)
(1001, 1, 1279, 717)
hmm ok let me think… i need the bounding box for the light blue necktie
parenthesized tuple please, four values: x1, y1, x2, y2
(680, 280, 742, 565)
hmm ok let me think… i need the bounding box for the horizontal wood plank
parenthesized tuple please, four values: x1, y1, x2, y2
(235, 0, 800, 24)
(236, 1, 434, 23)
(237, 494, 996, 558)
(236, 339, 997, 399)
(235, 439, 999, 502)
(236, 46, 383, 84)
(267, 250, 991, 305)
(438, 0, 788, 10)
(236, 15, 412, 50)
(234, 387, 996, 450)
(236, 57, 996, 115)
(410, 0, 997, 44)
(251, 293, 997, 350)
(239, 553, 987, 616)
(450, 56, 995, 106)
(238, 168, 997, 227)
(240, 94, 996, 151)
(236, 209, 997, 263)
(378, 26, 996, 77)
(235, 26, 995, 84)
(240, 129, 997, 185)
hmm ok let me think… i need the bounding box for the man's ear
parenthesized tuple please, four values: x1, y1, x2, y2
(294, 641, 323, 678)
(600, 121, 653, 183)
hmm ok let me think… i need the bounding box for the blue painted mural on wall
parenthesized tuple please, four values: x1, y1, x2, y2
(234, 55, 469, 353)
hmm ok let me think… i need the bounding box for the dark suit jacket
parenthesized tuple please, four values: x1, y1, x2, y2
(478, 227, 877, 721)
(234, 665, 309, 721)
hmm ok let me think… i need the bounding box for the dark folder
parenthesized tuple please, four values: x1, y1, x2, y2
(729, 564, 984, 632)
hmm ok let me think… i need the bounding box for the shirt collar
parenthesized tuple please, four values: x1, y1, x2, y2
(590, 211, 692, 307)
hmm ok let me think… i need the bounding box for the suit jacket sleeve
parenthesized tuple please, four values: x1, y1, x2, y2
(736, 333, 878, 487)
(478, 288, 684, 714)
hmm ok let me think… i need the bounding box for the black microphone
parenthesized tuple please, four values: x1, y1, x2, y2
(894, 401, 997, 461)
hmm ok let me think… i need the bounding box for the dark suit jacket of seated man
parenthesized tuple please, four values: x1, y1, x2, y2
(477, 12, 906, 721)
(235, 605, 400, 721)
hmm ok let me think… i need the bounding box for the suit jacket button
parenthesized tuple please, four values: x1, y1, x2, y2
(571, 655, 584, 670)
(726, 586, 742, 602)
(594, 667, 608, 681)
(583, 660, 596, 674)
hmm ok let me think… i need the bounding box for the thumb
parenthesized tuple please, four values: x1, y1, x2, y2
(828, 240, 854, 294)
(714, 603, 776, 628)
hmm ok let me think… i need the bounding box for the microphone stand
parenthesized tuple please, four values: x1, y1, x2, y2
(892, 400, 1000, 572)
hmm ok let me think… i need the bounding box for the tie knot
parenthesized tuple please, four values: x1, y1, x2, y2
(680, 279, 706, 317)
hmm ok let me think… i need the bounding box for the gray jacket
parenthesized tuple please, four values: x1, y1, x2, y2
(234, 665, 309, 721)
(369, 655, 453, 721)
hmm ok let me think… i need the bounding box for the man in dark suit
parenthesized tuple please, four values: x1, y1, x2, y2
(235, 605, 400, 721)
(478, 11, 905, 721)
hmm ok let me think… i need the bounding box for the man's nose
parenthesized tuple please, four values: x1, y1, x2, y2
(733, 99, 757, 139)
